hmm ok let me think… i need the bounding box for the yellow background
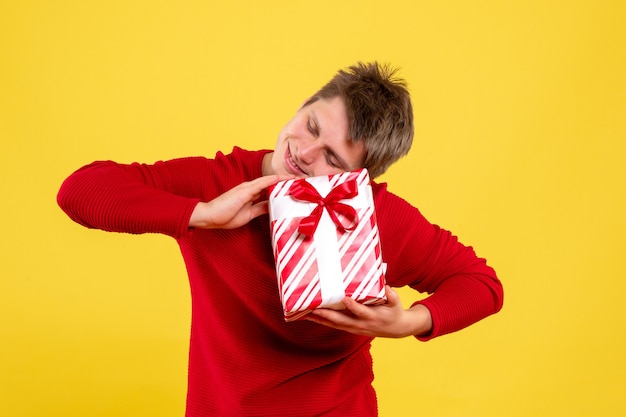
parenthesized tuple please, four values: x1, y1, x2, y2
(1, 1, 624, 416)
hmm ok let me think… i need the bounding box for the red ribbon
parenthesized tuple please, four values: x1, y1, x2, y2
(288, 179, 359, 236)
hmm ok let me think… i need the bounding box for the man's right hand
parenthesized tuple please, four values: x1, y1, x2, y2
(189, 175, 293, 229)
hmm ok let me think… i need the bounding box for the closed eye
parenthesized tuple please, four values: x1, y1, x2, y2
(325, 151, 343, 169)
(307, 118, 320, 137)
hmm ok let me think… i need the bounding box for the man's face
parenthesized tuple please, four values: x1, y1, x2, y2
(265, 96, 366, 178)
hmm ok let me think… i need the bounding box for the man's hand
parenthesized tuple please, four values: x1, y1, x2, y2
(305, 285, 433, 338)
(189, 175, 293, 229)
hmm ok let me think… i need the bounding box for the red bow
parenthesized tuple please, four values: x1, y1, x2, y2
(288, 179, 359, 236)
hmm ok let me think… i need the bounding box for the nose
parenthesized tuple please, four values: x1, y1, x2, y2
(297, 138, 323, 165)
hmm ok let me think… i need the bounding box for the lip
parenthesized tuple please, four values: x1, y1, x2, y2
(285, 146, 308, 176)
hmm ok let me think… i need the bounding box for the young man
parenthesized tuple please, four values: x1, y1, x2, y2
(58, 62, 503, 416)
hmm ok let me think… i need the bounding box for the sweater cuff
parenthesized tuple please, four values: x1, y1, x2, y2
(173, 198, 203, 239)
(410, 274, 503, 342)
(411, 300, 439, 342)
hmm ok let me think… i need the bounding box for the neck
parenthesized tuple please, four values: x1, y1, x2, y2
(261, 152, 274, 176)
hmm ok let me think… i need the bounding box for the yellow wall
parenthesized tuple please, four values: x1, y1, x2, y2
(1, 1, 624, 416)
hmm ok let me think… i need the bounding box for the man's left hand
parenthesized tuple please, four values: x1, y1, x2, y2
(305, 285, 432, 338)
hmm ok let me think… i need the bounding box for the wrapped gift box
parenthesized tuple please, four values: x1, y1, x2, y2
(268, 169, 387, 321)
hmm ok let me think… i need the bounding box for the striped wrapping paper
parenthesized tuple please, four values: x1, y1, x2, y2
(268, 169, 387, 321)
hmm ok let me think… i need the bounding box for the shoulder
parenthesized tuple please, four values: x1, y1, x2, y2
(371, 181, 425, 221)
(371, 180, 436, 247)
(178, 147, 270, 182)
(217, 147, 272, 180)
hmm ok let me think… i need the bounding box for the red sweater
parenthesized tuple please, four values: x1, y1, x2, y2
(57, 147, 503, 416)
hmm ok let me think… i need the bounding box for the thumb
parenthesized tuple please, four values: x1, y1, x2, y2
(384, 285, 401, 306)
(248, 200, 269, 220)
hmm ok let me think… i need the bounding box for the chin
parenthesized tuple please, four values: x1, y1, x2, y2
(269, 156, 290, 177)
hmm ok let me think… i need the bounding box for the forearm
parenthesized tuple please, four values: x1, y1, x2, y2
(413, 273, 503, 341)
(189, 202, 211, 228)
(405, 303, 433, 338)
(57, 161, 200, 237)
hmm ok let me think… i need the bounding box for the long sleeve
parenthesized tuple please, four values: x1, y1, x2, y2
(57, 158, 214, 238)
(373, 183, 504, 340)
(57, 148, 267, 238)
(407, 225, 503, 341)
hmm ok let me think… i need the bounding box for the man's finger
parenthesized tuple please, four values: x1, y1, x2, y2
(342, 297, 372, 318)
(249, 174, 295, 190)
(249, 201, 269, 219)
(384, 285, 401, 306)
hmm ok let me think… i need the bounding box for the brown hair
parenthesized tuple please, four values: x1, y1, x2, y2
(305, 62, 414, 178)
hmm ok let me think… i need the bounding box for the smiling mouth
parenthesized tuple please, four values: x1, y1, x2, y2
(286, 147, 307, 176)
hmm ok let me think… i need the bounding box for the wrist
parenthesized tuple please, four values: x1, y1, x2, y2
(406, 304, 433, 337)
(189, 202, 211, 228)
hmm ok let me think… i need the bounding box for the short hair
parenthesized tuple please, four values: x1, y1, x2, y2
(305, 62, 414, 178)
